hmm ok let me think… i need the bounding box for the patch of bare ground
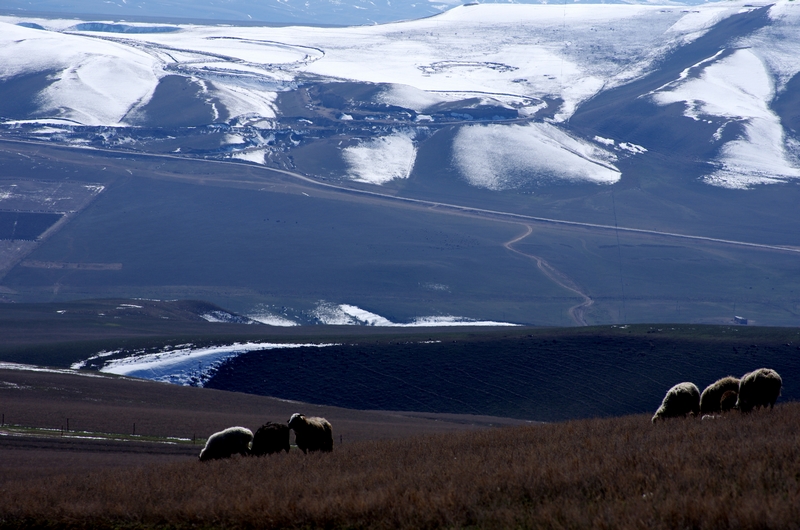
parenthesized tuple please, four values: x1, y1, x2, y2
(1, 398, 799, 528)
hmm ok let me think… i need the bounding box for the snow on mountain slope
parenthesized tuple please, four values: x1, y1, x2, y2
(1, 4, 753, 126)
(94, 342, 337, 385)
(653, 48, 800, 189)
(749, 0, 800, 92)
(2, 1, 796, 189)
(287, 3, 744, 122)
(342, 130, 417, 184)
(453, 122, 620, 189)
(647, 1, 800, 188)
(0, 23, 162, 125)
(311, 302, 518, 327)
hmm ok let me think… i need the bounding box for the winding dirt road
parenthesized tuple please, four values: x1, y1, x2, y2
(503, 224, 593, 326)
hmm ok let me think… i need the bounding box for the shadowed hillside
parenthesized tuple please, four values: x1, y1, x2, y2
(206, 324, 800, 421)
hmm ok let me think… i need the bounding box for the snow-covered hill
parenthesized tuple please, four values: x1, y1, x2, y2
(3, 1, 797, 190)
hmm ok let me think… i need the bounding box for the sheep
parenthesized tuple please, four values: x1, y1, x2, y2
(199, 426, 253, 461)
(251, 422, 290, 456)
(288, 413, 333, 453)
(652, 382, 700, 423)
(736, 368, 782, 413)
(719, 390, 738, 412)
(699, 376, 740, 414)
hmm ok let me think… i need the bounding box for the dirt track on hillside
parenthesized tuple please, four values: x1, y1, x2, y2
(503, 224, 593, 325)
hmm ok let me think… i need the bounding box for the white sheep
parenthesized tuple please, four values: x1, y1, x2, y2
(288, 413, 333, 453)
(699, 376, 740, 414)
(198, 426, 253, 461)
(652, 382, 700, 423)
(736, 368, 782, 413)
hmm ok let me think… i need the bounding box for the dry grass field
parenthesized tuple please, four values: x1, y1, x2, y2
(1, 388, 799, 528)
(0, 367, 527, 442)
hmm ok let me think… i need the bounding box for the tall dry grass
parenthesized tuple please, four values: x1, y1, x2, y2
(2, 404, 799, 529)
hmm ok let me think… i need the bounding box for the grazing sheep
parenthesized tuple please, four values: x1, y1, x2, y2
(199, 426, 253, 461)
(719, 390, 738, 412)
(652, 382, 700, 423)
(288, 413, 333, 453)
(736, 368, 782, 413)
(699, 376, 740, 414)
(251, 422, 290, 456)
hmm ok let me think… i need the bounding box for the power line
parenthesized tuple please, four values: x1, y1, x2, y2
(611, 189, 626, 324)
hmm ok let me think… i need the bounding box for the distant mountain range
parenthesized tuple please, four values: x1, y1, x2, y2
(0, 0, 710, 26)
(0, 1, 799, 327)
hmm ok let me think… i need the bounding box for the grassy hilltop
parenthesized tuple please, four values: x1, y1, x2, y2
(1, 404, 799, 529)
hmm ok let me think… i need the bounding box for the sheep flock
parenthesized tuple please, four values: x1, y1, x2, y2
(198, 368, 783, 459)
(199, 414, 332, 461)
(653, 368, 782, 423)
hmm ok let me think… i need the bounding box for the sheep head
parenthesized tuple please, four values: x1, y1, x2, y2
(288, 413, 305, 430)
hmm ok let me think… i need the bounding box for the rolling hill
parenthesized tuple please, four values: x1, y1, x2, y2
(0, 2, 798, 327)
(2, 302, 798, 422)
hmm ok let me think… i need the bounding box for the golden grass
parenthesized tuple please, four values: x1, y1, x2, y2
(2, 404, 799, 529)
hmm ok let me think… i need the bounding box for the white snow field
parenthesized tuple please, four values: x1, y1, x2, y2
(2, 1, 797, 188)
(653, 49, 800, 189)
(0, 23, 161, 126)
(453, 122, 620, 190)
(0, 3, 757, 126)
(342, 130, 417, 184)
(312, 302, 518, 327)
(651, 0, 800, 189)
(96, 342, 336, 385)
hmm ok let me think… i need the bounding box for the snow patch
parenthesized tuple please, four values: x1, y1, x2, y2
(619, 142, 647, 155)
(754, 0, 800, 93)
(232, 149, 267, 164)
(652, 48, 800, 189)
(70, 349, 121, 370)
(224, 134, 247, 145)
(0, 362, 109, 378)
(594, 136, 616, 147)
(312, 302, 517, 327)
(98, 342, 337, 386)
(200, 310, 255, 324)
(376, 84, 447, 112)
(342, 130, 417, 185)
(246, 311, 299, 327)
(0, 22, 162, 126)
(453, 122, 620, 190)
